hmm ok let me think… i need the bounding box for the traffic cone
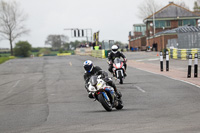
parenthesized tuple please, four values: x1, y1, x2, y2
(157, 53, 159, 56)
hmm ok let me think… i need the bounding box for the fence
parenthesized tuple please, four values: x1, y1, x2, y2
(168, 48, 200, 60)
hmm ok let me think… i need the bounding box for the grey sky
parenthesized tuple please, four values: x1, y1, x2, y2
(0, 0, 196, 48)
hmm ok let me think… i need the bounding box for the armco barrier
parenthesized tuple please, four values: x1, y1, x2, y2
(173, 49, 178, 59)
(169, 48, 200, 59)
(180, 49, 187, 60)
(57, 53, 71, 56)
(191, 49, 198, 59)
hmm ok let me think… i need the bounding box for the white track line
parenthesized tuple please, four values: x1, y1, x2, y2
(12, 80, 20, 88)
(69, 62, 72, 66)
(135, 85, 146, 93)
(8, 80, 20, 94)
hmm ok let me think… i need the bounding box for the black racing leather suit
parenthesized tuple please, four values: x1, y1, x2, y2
(83, 66, 118, 98)
(108, 51, 127, 73)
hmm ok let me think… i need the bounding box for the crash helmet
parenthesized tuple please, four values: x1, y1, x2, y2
(83, 60, 94, 73)
(111, 45, 118, 54)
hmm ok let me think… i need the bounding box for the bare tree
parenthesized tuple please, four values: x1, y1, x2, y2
(194, 0, 200, 11)
(137, 0, 161, 20)
(138, 0, 189, 20)
(45, 35, 69, 49)
(175, 1, 189, 9)
(0, 0, 29, 56)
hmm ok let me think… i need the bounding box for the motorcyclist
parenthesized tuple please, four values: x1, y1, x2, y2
(83, 60, 121, 99)
(108, 45, 127, 76)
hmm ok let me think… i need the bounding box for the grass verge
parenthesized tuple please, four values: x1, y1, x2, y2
(0, 56, 15, 64)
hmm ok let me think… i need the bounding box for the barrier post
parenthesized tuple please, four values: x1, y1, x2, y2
(187, 54, 192, 78)
(166, 50, 169, 71)
(160, 51, 163, 71)
(194, 53, 198, 78)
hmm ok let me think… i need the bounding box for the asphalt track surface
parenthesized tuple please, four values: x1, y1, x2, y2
(0, 53, 200, 133)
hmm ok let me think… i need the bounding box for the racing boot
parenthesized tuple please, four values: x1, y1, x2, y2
(114, 88, 122, 98)
(124, 72, 127, 77)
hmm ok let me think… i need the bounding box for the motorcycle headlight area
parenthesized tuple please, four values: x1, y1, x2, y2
(97, 82, 104, 89)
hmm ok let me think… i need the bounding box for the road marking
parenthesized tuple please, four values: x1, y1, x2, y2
(8, 80, 20, 94)
(13, 80, 20, 88)
(69, 62, 72, 66)
(148, 58, 159, 61)
(135, 85, 146, 93)
(136, 60, 143, 62)
(136, 58, 159, 62)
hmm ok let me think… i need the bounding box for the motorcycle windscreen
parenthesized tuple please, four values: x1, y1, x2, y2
(114, 58, 121, 64)
(89, 76, 98, 86)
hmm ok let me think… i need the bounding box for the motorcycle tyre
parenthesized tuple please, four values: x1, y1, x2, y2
(115, 99, 123, 110)
(118, 71, 123, 84)
(98, 94, 112, 112)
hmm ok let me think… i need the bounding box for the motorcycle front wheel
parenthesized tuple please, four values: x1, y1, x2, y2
(118, 71, 123, 84)
(98, 93, 112, 111)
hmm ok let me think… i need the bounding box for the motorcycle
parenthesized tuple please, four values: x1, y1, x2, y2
(111, 58, 126, 84)
(87, 75, 123, 111)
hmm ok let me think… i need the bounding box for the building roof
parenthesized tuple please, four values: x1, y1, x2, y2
(133, 24, 146, 26)
(145, 2, 200, 21)
(155, 25, 200, 36)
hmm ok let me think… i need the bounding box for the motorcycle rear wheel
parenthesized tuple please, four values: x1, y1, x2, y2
(115, 99, 123, 110)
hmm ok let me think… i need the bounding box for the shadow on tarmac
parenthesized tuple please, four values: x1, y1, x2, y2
(82, 107, 147, 113)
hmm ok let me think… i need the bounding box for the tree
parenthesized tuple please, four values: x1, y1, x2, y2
(114, 41, 125, 48)
(0, 1, 30, 56)
(14, 41, 32, 57)
(137, 0, 161, 20)
(194, 0, 200, 11)
(39, 48, 51, 55)
(175, 1, 189, 9)
(45, 34, 69, 49)
(138, 0, 189, 20)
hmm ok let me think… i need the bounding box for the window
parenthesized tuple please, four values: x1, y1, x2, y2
(183, 19, 196, 26)
(178, 20, 183, 26)
(166, 21, 171, 27)
(155, 20, 171, 28)
(179, 19, 196, 26)
(135, 26, 141, 32)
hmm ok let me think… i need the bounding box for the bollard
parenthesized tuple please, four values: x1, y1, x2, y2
(160, 51, 163, 71)
(166, 50, 169, 71)
(187, 54, 192, 78)
(194, 53, 198, 78)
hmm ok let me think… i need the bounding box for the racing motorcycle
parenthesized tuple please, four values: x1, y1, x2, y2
(110, 58, 126, 84)
(87, 75, 123, 111)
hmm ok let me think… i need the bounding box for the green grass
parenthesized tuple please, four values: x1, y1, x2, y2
(0, 56, 15, 64)
(31, 50, 74, 56)
(0, 57, 10, 64)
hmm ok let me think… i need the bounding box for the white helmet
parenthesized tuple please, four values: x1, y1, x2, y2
(111, 45, 118, 53)
(83, 60, 94, 73)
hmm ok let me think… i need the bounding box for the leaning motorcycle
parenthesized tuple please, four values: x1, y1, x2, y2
(87, 75, 123, 111)
(111, 58, 126, 84)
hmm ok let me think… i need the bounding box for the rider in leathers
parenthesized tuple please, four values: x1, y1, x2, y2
(108, 45, 127, 76)
(83, 60, 121, 99)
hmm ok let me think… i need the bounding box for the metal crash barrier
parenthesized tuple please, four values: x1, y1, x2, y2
(169, 48, 200, 59)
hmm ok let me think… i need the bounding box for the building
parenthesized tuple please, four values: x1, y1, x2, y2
(129, 24, 146, 51)
(129, 2, 200, 51)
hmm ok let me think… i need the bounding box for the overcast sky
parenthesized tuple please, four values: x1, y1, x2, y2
(0, 0, 197, 48)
